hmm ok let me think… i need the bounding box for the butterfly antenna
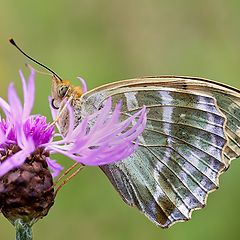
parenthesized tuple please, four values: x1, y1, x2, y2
(9, 38, 62, 81)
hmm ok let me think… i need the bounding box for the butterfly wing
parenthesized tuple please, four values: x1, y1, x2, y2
(79, 76, 240, 228)
(141, 76, 240, 166)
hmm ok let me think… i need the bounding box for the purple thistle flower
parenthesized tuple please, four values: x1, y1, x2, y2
(0, 70, 147, 178)
(0, 70, 55, 177)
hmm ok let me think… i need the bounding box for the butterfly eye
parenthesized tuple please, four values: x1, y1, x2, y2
(58, 85, 69, 98)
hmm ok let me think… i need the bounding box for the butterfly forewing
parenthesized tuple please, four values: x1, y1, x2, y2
(78, 77, 240, 228)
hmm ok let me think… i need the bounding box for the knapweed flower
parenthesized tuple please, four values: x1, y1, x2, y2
(0, 70, 146, 228)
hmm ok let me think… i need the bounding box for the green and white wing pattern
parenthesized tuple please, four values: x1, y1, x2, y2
(142, 76, 240, 166)
(79, 76, 240, 228)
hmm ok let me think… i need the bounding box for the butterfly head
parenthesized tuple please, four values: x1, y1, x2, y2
(51, 75, 83, 109)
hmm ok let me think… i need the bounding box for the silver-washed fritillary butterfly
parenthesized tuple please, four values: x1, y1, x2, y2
(10, 38, 240, 228)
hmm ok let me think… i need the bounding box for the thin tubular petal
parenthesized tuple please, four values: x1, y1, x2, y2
(48, 99, 147, 166)
(77, 76, 88, 93)
(46, 157, 64, 178)
(0, 127, 6, 145)
(20, 69, 35, 120)
(0, 97, 10, 117)
(8, 83, 23, 126)
(0, 147, 33, 177)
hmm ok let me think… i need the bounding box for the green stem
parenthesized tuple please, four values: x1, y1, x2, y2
(15, 219, 33, 240)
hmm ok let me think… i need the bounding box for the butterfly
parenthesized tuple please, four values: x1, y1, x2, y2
(9, 38, 240, 228)
(51, 75, 240, 228)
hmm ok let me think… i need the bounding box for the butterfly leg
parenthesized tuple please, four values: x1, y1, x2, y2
(52, 162, 80, 188)
(54, 164, 85, 196)
(44, 162, 84, 194)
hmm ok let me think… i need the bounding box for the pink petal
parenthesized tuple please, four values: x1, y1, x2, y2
(48, 99, 147, 167)
(46, 157, 64, 178)
(0, 97, 10, 117)
(0, 128, 6, 145)
(77, 76, 88, 93)
(7, 83, 23, 125)
(20, 69, 35, 120)
(0, 148, 33, 177)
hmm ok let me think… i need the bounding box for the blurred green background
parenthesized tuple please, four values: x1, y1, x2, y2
(1, 0, 240, 239)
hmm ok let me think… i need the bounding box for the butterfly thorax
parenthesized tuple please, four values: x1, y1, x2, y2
(51, 75, 83, 135)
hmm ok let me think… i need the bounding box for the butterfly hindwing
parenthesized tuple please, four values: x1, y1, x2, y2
(79, 76, 240, 228)
(141, 76, 240, 165)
